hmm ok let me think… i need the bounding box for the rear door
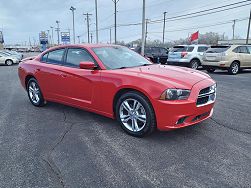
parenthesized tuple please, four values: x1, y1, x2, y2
(59, 48, 101, 108)
(247, 46, 251, 67)
(237, 46, 250, 67)
(36, 48, 66, 100)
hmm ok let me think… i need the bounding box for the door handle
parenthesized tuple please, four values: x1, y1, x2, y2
(61, 74, 67, 78)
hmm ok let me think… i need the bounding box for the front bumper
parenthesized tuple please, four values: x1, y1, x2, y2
(152, 78, 216, 131)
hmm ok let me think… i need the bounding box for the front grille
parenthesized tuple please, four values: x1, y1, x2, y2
(199, 87, 210, 95)
(196, 84, 216, 107)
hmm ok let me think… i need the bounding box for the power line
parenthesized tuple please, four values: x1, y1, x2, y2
(149, 0, 251, 23)
(148, 17, 249, 34)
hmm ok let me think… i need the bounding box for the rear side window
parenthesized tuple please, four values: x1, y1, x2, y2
(247, 46, 251, 54)
(47, 49, 65, 65)
(186, 47, 194, 52)
(197, 46, 208, 52)
(233, 46, 249, 54)
(159, 48, 168, 54)
(206, 46, 230, 53)
(65, 48, 94, 68)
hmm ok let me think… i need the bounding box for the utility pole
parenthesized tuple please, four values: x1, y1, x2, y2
(56, 20, 60, 45)
(246, 9, 251, 44)
(110, 27, 112, 44)
(232, 19, 236, 40)
(50, 26, 54, 45)
(112, 0, 119, 44)
(141, 0, 146, 56)
(162, 11, 167, 44)
(77, 36, 80, 43)
(90, 33, 93, 43)
(83, 13, 92, 43)
(47, 29, 50, 46)
(70, 6, 76, 44)
(95, 0, 99, 43)
(145, 19, 150, 46)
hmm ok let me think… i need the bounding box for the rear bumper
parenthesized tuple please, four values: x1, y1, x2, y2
(202, 60, 230, 67)
(152, 78, 215, 131)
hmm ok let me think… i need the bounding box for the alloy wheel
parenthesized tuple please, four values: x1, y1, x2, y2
(119, 98, 147, 132)
(6, 60, 13, 66)
(232, 63, 239, 74)
(28, 81, 40, 104)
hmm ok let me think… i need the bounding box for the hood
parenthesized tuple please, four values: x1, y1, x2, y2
(119, 64, 210, 89)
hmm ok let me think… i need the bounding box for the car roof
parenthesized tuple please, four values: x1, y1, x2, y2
(48, 44, 122, 51)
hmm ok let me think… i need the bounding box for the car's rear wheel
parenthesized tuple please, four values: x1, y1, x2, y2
(27, 78, 45, 107)
(5, 59, 13, 66)
(228, 61, 239, 75)
(190, 59, 200, 69)
(116, 91, 156, 137)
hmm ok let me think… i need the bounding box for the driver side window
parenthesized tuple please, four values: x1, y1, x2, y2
(65, 48, 94, 68)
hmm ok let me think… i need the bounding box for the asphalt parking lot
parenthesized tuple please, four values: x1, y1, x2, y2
(0, 53, 250, 187)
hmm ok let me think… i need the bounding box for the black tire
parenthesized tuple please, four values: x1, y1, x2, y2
(27, 78, 45, 107)
(206, 67, 216, 73)
(115, 91, 156, 137)
(5, 59, 13, 66)
(190, 59, 200, 70)
(228, 61, 239, 75)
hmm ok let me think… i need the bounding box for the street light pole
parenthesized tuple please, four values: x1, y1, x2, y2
(232, 19, 236, 40)
(162, 11, 167, 44)
(70, 6, 76, 44)
(56, 20, 60, 45)
(141, 0, 146, 56)
(95, 0, 99, 43)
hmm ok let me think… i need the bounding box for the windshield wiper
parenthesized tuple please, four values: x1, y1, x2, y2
(117, 66, 128, 69)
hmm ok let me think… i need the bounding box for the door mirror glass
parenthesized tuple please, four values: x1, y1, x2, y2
(79, 62, 96, 69)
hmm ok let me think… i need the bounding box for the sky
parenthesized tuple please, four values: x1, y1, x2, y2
(0, 0, 250, 45)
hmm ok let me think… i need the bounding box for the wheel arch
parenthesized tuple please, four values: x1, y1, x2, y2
(190, 57, 201, 64)
(232, 60, 241, 66)
(112, 87, 155, 118)
(25, 75, 36, 90)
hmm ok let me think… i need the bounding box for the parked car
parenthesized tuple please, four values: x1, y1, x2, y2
(18, 44, 216, 137)
(7, 50, 23, 59)
(202, 45, 251, 75)
(0, 53, 20, 66)
(167, 45, 209, 69)
(134, 46, 169, 64)
(0, 50, 22, 61)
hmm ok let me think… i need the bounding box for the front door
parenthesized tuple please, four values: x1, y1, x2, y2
(59, 48, 101, 109)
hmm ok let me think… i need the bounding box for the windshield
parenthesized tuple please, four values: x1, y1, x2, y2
(92, 46, 152, 69)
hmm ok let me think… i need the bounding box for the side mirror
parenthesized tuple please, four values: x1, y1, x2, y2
(79, 62, 96, 70)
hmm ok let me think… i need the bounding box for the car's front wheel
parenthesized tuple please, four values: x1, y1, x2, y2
(116, 91, 156, 137)
(27, 78, 45, 107)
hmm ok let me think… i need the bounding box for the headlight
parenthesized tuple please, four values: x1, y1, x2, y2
(160, 89, 191, 100)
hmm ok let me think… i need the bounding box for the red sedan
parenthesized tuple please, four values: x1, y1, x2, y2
(18, 44, 216, 137)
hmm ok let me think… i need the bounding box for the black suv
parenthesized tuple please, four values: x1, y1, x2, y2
(134, 46, 169, 64)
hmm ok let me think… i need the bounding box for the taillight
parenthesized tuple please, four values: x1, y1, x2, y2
(181, 51, 188, 58)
